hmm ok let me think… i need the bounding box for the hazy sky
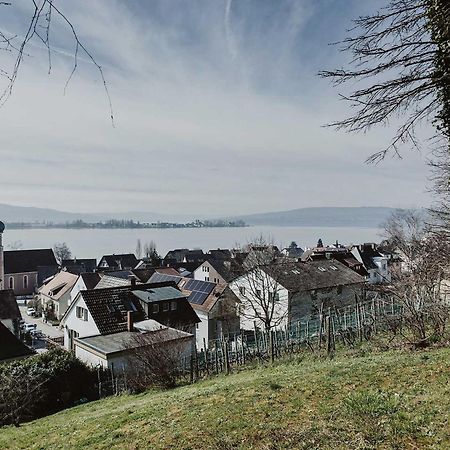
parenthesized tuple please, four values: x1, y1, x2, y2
(0, 0, 434, 215)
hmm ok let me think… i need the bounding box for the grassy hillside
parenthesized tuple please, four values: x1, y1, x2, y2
(1, 348, 449, 450)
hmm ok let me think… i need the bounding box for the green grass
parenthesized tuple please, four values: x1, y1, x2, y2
(1, 347, 449, 449)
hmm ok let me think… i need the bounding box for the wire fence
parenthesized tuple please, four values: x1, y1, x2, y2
(181, 296, 404, 381)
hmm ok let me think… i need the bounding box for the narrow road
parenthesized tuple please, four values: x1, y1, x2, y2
(18, 305, 63, 338)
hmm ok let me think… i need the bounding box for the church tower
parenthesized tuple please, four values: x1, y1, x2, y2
(0, 221, 5, 290)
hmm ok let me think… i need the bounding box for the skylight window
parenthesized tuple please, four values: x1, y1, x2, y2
(292, 269, 301, 275)
(330, 265, 338, 271)
(318, 267, 326, 272)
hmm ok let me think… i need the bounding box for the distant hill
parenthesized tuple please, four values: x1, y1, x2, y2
(0, 203, 403, 228)
(0, 204, 195, 224)
(224, 207, 400, 228)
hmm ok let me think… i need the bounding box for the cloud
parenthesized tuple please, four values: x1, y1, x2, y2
(0, 0, 432, 215)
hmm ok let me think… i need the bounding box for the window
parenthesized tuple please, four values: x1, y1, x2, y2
(76, 306, 88, 321)
(23, 275, 28, 289)
(239, 286, 246, 296)
(269, 291, 280, 302)
(205, 277, 209, 282)
(8, 277, 13, 289)
(153, 303, 159, 314)
(170, 301, 177, 311)
(163, 302, 169, 312)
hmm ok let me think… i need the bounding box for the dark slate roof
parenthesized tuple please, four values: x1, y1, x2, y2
(263, 260, 365, 293)
(98, 254, 139, 270)
(0, 322, 35, 361)
(208, 249, 232, 260)
(80, 285, 147, 335)
(4, 249, 57, 274)
(62, 259, 97, 274)
(163, 249, 205, 264)
(132, 286, 187, 304)
(0, 289, 21, 320)
(80, 273, 102, 290)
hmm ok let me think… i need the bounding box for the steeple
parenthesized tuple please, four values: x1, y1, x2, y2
(0, 221, 4, 290)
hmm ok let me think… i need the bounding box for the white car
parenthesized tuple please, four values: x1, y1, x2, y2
(26, 307, 36, 317)
(21, 323, 37, 333)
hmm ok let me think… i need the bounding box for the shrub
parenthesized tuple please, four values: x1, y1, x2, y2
(0, 348, 98, 426)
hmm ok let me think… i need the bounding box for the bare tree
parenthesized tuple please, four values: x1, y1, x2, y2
(125, 329, 193, 390)
(53, 242, 71, 263)
(320, 1, 450, 163)
(0, 1, 113, 121)
(236, 238, 288, 335)
(135, 239, 142, 259)
(381, 209, 450, 346)
(143, 240, 161, 266)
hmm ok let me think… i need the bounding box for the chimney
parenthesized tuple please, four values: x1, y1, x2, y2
(127, 311, 134, 332)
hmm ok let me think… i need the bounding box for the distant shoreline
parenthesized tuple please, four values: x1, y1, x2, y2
(5, 219, 248, 230)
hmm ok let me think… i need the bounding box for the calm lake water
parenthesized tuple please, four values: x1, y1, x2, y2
(3, 226, 382, 260)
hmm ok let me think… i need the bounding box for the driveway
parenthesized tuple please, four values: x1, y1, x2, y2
(19, 305, 63, 338)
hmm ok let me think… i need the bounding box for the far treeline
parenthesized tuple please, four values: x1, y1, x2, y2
(5, 219, 247, 230)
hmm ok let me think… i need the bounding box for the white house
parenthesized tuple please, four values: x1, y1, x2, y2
(37, 271, 79, 320)
(60, 282, 197, 372)
(69, 272, 101, 305)
(230, 259, 366, 331)
(74, 320, 194, 373)
(193, 259, 229, 284)
(351, 243, 391, 284)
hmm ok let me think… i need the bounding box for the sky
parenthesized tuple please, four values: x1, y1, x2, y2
(0, 0, 434, 216)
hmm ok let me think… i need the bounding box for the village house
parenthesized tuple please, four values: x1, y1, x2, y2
(149, 272, 240, 350)
(3, 249, 58, 298)
(60, 282, 200, 371)
(37, 271, 79, 320)
(281, 242, 304, 258)
(230, 259, 366, 331)
(97, 253, 139, 271)
(0, 322, 35, 364)
(301, 247, 368, 277)
(0, 289, 22, 335)
(69, 272, 102, 305)
(351, 243, 391, 284)
(61, 258, 97, 274)
(193, 259, 231, 284)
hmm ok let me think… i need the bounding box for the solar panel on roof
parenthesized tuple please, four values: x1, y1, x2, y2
(149, 272, 181, 284)
(184, 279, 215, 294)
(188, 291, 209, 305)
(183, 279, 215, 305)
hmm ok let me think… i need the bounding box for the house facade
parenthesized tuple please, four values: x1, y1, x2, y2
(230, 260, 366, 330)
(60, 283, 197, 372)
(37, 271, 79, 320)
(3, 249, 58, 297)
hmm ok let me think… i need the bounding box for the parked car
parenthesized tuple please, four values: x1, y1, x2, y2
(30, 329, 45, 339)
(21, 323, 37, 333)
(26, 307, 36, 317)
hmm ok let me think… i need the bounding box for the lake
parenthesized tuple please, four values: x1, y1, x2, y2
(3, 226, 383, 259)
